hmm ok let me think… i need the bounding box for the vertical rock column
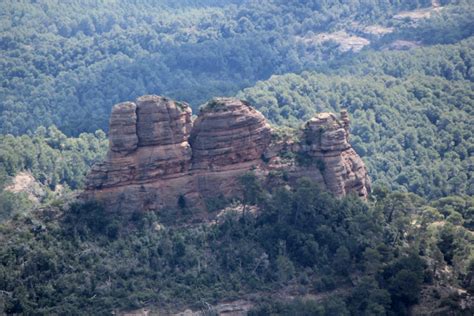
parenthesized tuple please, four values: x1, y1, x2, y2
(340, 109, 350, 139)
(125, 95, 195, 211)
(109, 102, 138, 155)
(133, 95, 193, 180)
(136, 95, 192, 147)
(189, 98, 272, 200)
(301, 112, 371, 198)
(84, 95, 193, 194)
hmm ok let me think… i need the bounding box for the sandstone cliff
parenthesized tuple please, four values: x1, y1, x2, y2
(190, 98, 272, 171)
(83, 96, 370, 214)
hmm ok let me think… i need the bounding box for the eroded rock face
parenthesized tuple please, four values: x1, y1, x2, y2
(83, 95, 371, 214)
(109, 102, 138, 154)
(135, 95, 192, 147)
(190, 98, 272, 170)
(300, 112, 371, 197)
(85, 96, 193, 211)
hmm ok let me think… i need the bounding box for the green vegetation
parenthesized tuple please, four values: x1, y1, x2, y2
(201, 98, 232, 112)
(380, 2, 474, 46)
(0, 127, 107, 221)
(0, 178, 472, 314)
(1, 1, 473, 314)
(1, 0, 454, 135)
(0, 127, 107, 190)
(0, 191, 33, 223)
(3, 2, 472, 201)
(239, 39, 474, 198)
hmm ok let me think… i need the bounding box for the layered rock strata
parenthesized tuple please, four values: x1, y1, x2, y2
(190, 98, 272, 171)
(301, 113, 370, 197)
(83, 95, 371, 214)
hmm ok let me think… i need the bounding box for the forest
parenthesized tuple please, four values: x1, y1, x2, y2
(1, 178, 472, 314)
(239, 38, 473, 198)
(1, 0, 470, 135)
(0, 0, 473, 315)
(0, 127, 107, 221)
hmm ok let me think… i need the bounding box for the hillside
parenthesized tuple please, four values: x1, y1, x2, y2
(2, 0, 471, 135)
(1, 178, 473, 315)
(0, 1, 473, 315)
(238, 39, 474, 198)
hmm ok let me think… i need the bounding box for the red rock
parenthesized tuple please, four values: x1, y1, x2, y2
(109, 102, 138, 154)
(190, 98, 272, 170)
(83, 96, 371, 215)
(299, 112, 371, 197)
(84, 96, 193, 213)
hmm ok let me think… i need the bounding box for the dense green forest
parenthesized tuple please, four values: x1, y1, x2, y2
(1, 0, 473, 315)
(0, 127, 107, 190)
(1, 0, 472, 200)
(0, 128, 107, 220)
(2, 0, 468, 135)
(1, 178, 472, 314)
(377, 3, 474, 46)
(239, 38, 474, 198)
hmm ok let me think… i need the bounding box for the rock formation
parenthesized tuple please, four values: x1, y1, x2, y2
(83, 95, 371, 214)
(190, 98, 272, 171)
(301, 112, 370, 197)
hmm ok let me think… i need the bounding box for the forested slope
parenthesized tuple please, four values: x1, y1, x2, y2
(1, 179, 472, 315)
(0, 127, 107, 190)
(1, 1, 472, 200)
(0, 128, 107, 220)
(1, 0, 458, 135)
(238, 38, 474, 198)
(0, 1, 473, 315)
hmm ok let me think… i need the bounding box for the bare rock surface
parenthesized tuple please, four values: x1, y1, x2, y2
(135, 95, 192, 147)
(190, 98, 272, 171)
(83, 95, 371, 214)
(4, 172, 45, 203)
(109, 102, 138, 154)
(300, 112, 371, 197)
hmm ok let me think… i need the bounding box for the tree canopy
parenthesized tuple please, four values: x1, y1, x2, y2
(2, 0, 467, 135)
(238, 38, 474, 198)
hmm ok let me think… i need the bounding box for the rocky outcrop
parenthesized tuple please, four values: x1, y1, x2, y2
(83, 95, 371, 214)
(301, 113, 370, 197)
(84, 96, 196, 213)
(109, 102, 138, 154)
(190, 98, 271, 171)
(135, 95, 192, 147)
(87, 96, 192, 189)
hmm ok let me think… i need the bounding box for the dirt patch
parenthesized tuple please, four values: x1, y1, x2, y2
(393, 6, 444, 21)
(411, 284, 473, 315)
(297, 30, 370, 52)
(4, 172, 45, 203)
(363, 25, 394, 36)
(119, 285, 351, 316)
(175, 300, 254, 316)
